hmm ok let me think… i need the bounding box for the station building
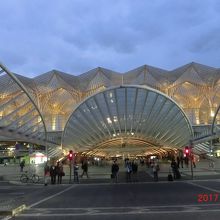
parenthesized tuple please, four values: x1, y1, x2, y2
(1, 62, 220, 160)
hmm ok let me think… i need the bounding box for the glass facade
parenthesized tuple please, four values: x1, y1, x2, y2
(0, 63, 46, 145)
(1, 62, 220, 156)
(62, 86, 193, 156)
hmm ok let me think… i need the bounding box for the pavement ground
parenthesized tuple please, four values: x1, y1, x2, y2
(1, 159, 220, 219)
(1, 178, 220, 219)
(1, 158, 220, 184)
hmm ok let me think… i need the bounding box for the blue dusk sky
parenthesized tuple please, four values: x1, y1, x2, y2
(0, 0, 220, 77)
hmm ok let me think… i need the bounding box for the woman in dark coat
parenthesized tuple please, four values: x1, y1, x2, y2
(56, 162, 64, 184)
(50, 164, 57, 184)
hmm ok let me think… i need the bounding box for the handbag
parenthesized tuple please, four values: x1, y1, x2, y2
(61, 171, 65, 176)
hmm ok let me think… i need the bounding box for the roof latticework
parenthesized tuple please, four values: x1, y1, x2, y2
(167, 62, 217, 84)
(78, 67, 121, 91)
(0, 63, 46, 144)
(62, 85, 193, 156)
(124, 65, 168, 89)
(1, 62, 220, 154)
(33, 71, 81, 131)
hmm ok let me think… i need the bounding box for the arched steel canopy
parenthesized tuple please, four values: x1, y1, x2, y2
(62, 85, 193, 155)
(0, 63, 47, 145)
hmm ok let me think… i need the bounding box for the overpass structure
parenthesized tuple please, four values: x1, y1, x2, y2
(192, 105, 220, 155)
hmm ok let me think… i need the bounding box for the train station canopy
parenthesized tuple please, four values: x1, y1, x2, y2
(62, 85, 194, 157)
(0, 63, 46, 145)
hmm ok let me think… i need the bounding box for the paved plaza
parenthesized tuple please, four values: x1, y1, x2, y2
(1, 158, 220, 184)
(1, 179, 220, 219)
(0, 159, 220, 219)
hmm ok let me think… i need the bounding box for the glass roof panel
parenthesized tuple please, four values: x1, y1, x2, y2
(0, 63, 46, 144)
(63, 85, 194, 153)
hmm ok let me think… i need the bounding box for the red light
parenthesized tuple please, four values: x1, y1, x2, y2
(184, 146, 190, 155)
(68, 150, 73, 160)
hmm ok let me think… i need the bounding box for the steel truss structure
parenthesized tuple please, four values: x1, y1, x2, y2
(62, 85, 193, 156)
(0, 63, 46, 145)
(1, 62, 220, 156)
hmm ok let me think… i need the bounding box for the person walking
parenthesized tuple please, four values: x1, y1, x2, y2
(74, 161, 79, 183)
(171, 159, 181, 179)
(126, 160, 132, 182)
(44, 162, 50, 186)
(111, 160, 119, 183)
(20, 159, 25, 172)
(131, 160, 138, 182)
(191, 154, 196, 168)
(50, 163, 57, 184)
(153, 162, 159, 181)
(81, 159, 89, 178)
(56, 162, 64, 184)
(180, 156, 184, 168)
(177, 156, 180, 168)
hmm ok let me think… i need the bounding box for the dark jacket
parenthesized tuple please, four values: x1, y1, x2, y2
(82, 162, 88, 172)
(50, 165, 57, 176)
(56, 165, 64, 176)
(132, 162, 138, 172)
(111, 163, 119, 173)
(171, 161, 178, 171)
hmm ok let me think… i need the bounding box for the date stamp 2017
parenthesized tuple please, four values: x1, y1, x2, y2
(197, 193, 219, 202)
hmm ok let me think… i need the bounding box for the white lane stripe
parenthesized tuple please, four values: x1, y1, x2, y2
(186, 181, 220, 193)
(2, 187, 77, 220)
(28, 203, 220, 210)
(16, 209, 220, 216)
(27, 185, 77, 209)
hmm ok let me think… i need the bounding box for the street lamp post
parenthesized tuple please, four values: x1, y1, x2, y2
(189, 142, 194, 179)
(68, 150, 73, 183)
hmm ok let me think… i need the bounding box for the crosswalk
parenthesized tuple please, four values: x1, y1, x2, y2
(13, 204, 220, 218)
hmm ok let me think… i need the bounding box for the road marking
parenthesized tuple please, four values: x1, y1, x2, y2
(16, 203, 220, 217)
(16, 208, 220, 217)
(12, 204, 26, 216)
(186, 181, 220, 193)
(5, 179, 220, 188)
(0, 186, 77, 220)
(27, 185, 77, 208)
(26, 203, 220, 211)
(0, 205, 26, 220)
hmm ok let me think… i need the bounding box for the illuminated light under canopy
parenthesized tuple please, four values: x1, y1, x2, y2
(62, 85, 193, 154)
(30, 152, 47, 164)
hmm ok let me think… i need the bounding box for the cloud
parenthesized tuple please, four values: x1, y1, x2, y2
(0, 0, 220, 76)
